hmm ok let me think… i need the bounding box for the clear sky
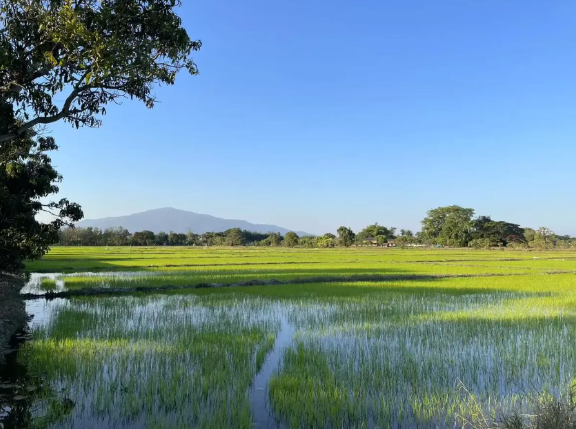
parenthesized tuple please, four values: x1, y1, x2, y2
(45, 0, 576, 236)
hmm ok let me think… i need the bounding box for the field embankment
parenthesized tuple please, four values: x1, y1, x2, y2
(0, 274, 27, 362)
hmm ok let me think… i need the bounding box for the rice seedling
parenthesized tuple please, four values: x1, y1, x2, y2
(7, 246, 576, 428)
(17, 295, 282, 428)
(40, 279, 57, 291)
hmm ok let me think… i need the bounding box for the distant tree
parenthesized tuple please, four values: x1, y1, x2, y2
(396, 235, 416, 247)
(200, 232, 225, 246)
(186, 231, 199, 246)
(283, 232, 299, 247)
(337, 226, 356, 247)
(421, 205, 475, 247)
(132, 230, 155, 246)
(107, 227, 130, 246)
(375, 235, 387, 246)
(265, 233, 283, 247)
(225, 228, 245, 246)
(357, 223, 392, 243)
(533, 227, 554, 249)
(316, 236, 335, 248)
(400, 229, 414, 237)
(468, 238, 491, 249)
(524, 228, 536, 243)
(243, 231, 269, 244)
(298, 236, 317, 248)
(156, 232, 169, 245)
(143, 230, 157, 246)
(472, 216, 525, 247)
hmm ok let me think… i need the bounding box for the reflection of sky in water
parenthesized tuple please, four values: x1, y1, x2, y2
(26, 298, 69, 328)
(15, 287, 576, 428)
(21, 273, 66, 295)
(21, 271, 163, 295)
(22, 294, 288, 428)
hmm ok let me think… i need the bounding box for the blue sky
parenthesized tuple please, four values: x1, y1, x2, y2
(46, 0, 576, 235)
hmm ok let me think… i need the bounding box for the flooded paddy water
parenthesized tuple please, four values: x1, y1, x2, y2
(3, 248, 576, 428)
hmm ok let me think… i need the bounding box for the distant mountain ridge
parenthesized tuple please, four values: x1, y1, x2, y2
(77, 207, 310, 236)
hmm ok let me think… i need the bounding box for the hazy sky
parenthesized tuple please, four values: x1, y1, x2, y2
(45, 0, 576, 235)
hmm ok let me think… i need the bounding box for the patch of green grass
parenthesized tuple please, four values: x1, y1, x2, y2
(40, 278, 57, 291)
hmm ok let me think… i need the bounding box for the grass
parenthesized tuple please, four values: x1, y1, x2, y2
(40, 278, 57, 291)
(19, 295, 280, 428)
(10, 246, 576, 428)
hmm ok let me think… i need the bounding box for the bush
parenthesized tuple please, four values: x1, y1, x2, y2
(468, 238, 492, 249)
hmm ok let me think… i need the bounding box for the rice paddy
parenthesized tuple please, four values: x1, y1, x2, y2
(3, 246, 576, 428)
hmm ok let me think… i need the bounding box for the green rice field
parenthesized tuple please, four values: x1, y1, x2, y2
(3, 246, 576, 428)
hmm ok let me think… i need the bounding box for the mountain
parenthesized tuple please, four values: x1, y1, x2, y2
(77, 208, 310, 236)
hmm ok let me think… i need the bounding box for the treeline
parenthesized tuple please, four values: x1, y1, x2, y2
(418, 205, 574, 249)
(58, 224, 399, 248)
(58, 205, 575, 249)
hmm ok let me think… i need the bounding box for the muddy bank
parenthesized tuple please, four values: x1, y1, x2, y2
(0, 274, 27, 363)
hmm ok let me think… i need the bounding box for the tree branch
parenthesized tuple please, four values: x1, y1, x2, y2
(0, 87, 81, 144)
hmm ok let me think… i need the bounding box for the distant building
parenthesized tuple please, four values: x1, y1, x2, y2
(361, 237, 397, 247)
(362, 237, 378, 246)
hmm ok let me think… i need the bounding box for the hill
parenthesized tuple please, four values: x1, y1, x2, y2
(77, 208, 310, 236)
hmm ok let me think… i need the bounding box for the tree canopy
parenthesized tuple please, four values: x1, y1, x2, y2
(0, 0, 201, 143)
(337, 226, 355, 247)
(283, 232, 299, 247)
(0, 0, 200, 272)
(421, 205, 475, 247)
(0, 134, 82, 272)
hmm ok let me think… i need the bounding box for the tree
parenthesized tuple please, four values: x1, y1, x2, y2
(337, 226, 355, 247)
(132, 230, 155, 246)
(0, 0, 201, 143)
(533, 227, 554, 249)
(396, 235, 415, 247)
(186, 231, 199, 246)
(263, 233, 283, 247)
(472, 216, 525, 247)
(400, 229, 414, 237)
(375, 235, 387, 246)
(421, 205, 475, 247)
(0, 134, 82, 272)
(524, 228, 536, 243)
(356, 223, 392, 243)
(298, 236, 316, 248)
(225, 228, 245, 246)
(243, 231, 269, 245)
(283, 232, 299, 247)
(0, 0, 199, 270)
(316, 236, 335, 248)
(105, 227, 130, 246)
(156, 232, 168, 245)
